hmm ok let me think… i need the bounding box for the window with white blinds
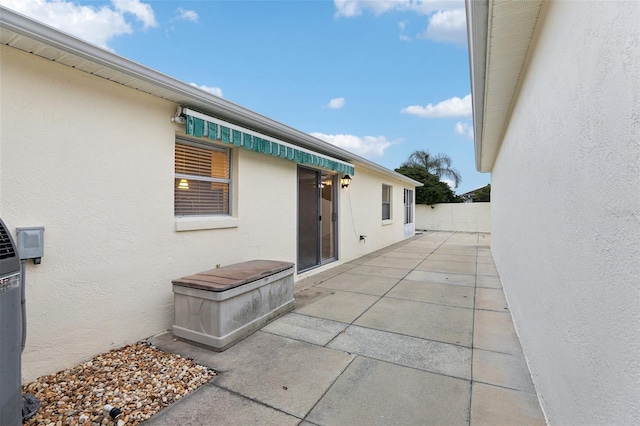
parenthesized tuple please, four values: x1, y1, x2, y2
(382, 184, 392, 220)
(175, 139, 231, 216)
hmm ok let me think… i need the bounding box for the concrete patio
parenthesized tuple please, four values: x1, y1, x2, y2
(145, 231, 546, 425)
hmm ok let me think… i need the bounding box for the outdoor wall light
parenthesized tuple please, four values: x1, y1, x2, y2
(178, 179, 189, 190)
(341, 174, 352, 188)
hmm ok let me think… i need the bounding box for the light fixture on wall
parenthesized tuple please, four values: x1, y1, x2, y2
(178, 179, 189, 190)
(341, 174, 351, 189)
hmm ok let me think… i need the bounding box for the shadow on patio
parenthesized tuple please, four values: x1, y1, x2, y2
(146, 232, 545, 425)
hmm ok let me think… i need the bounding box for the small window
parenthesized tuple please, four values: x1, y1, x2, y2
(175, 139, 231, 216)
(382, 184, 392, 220)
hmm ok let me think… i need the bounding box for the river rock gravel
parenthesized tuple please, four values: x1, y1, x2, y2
(22, 341, 217, 425)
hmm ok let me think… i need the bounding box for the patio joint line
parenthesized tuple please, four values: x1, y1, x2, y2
(332, 323, 474, 350)
(383, 294, 476, 311)
(468, 233, 479, 426)
(300, 354, 358, 423)
(471, 379, 538, 395)
(209, 381, 305, 421)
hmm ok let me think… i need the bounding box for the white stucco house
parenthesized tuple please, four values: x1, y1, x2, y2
(0, 7, 420, 382)
(466, 0, 639, 424)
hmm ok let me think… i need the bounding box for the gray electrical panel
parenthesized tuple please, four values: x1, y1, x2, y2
(0, 218, 22, 426)
(17, 227, 44, 264)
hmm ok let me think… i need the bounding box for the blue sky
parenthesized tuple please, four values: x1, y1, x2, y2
(1, 0, 489, 194)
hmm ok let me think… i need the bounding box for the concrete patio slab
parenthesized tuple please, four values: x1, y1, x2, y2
(476, 287, 509, 312)
(476, 255, 496, 264)
(327, 325, 471, 379)
(416, 259, 477, 275)
(347, 264, 411, 279)
(427, 253, 477, 264)
(295, 290, 380, 323)
(191, 331, 354, 418)
(382, 249, 431, 259)
(477, 262, 499, 277)
(316, 272, 399, 296)
(295, 264, 356, 285)
(476, 274, 502, 289)
(363, 256, 423, 269)
(355, 297, 474, 346)
(474, 310, 522, 354)
(146, 232, 543, 426)
(144, 383, 300, 426)
(471, 382, 545, 426)
(435, 248, 478, 256)
(306, 357, 470, 426)
(477, 248, 493, 257)
(293, 287, 334, 310)
(387, 279, 474, 309)
(405, 270, 476, 287)
(261, 313, 347, 346)
(473, 348, 537, 393)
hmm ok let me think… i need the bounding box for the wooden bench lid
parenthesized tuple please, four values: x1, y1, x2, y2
(172, 259, 294, 292)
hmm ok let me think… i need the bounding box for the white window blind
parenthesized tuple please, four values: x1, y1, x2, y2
(175, 140, 231, 216)
(382, 184, 391, 220)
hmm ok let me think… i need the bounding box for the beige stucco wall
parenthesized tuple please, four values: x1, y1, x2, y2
(415, 203, 490, 233)
(0, 45, 416, 381)
(489, 1, 640, 424)
(337, 164, 415, 263)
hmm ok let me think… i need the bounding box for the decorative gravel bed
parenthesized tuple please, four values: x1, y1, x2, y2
(22, 341, 217, 426)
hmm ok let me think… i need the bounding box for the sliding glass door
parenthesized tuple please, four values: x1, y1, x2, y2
(297, 167, 337, 272)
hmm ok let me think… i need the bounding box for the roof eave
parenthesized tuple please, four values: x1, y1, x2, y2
(465, 0, 490, 172)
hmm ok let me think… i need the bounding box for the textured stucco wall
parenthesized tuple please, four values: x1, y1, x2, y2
(337, 165, 416, 264)
(415, 203, 490, 232)
(0, 46, 415, 381)
(490, 1, 640, 424)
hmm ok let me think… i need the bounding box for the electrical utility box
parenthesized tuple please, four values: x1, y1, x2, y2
(0, 218, 22, 426)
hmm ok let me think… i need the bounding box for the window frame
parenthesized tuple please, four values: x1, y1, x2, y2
(174, 137, 233, 218)
(382, 184, 392, 221)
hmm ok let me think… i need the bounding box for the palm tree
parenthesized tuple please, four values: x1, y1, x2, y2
(401, 150, 461, 188)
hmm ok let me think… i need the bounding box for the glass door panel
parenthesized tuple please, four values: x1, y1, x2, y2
(297, 168, 320, 271)
(321, 173, 336, 261)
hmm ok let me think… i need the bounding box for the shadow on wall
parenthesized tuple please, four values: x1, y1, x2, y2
(415, 203, 491, 233)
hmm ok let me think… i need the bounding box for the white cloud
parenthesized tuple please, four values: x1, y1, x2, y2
(334, 0, 463, 18)
(419, 8, 467, 46)
(398, 20, 412, 41)
(442, 179, 456, 189)
(0, 0, 157, 48)
(311, 132, 399, 158)
(401, 94, 471, 118)
(175, 7, 199, 23)
(112, 0, 156, 28)
(454, 121, 474, 139)
(326, 97, 346, 109)
(189, 83, 223, 98)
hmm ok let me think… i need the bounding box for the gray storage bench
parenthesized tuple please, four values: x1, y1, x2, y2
(172, 260, 294, 351)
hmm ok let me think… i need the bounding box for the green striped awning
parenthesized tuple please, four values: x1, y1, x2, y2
(183, 108, 355, 176)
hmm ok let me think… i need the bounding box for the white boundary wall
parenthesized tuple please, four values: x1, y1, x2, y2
(415, 203, 490, 233)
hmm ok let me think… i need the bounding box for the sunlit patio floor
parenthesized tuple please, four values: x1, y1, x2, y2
(147, 231, 546, 425)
